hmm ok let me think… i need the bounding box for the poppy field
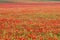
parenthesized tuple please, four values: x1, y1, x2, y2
(0, 3, 60, 40)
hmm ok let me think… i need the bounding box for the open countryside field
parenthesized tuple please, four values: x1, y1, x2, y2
(0, 2, 60, 40)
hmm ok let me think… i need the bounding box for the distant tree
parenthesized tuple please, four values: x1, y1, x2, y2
(0, 0, 60, 3)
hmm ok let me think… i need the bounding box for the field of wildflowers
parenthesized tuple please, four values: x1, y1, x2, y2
(0, 3, 60, 40)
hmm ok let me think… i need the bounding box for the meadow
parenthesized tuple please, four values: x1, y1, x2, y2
(0, 2, 60, 40)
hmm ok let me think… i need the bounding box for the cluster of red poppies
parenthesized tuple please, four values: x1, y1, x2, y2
(0, 17, 60, 40)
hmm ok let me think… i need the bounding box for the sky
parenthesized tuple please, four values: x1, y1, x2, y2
(0, 0, 60, 3)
